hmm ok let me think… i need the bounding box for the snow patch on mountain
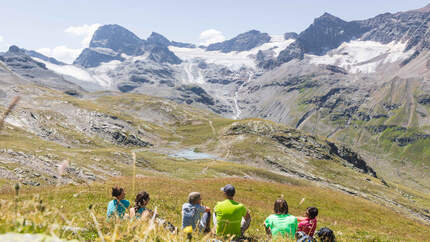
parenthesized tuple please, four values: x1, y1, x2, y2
(182, 62, 205, 84)
(170, 35, 294, 70)
(307, 40, 414, 73)
(33, 57, 117, 89)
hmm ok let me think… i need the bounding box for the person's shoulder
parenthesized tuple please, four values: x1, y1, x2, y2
(121, 199, 130, 207)
(194, 203, 204, 209)
(214, 200, 227, 209)
(182, 202, 190, 208)
(215, 199, 226, 206)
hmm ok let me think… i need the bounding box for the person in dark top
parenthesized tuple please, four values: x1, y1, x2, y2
(130, 191, 150, 219)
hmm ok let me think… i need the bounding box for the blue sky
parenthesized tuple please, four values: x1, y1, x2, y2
(0, 0, 428, 63)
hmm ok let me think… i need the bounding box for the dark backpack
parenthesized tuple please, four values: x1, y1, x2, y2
(316, 227, 335, 242)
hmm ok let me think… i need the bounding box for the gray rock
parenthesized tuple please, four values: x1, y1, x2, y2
(207, 30, 271, 53)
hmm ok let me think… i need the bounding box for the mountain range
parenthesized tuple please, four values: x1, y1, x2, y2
(1, 3, 430, 225)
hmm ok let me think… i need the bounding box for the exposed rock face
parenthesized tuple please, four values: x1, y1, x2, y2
(171, 41, 196, 48)
(24, 49, 65, 65)
(276, 41, 305, 65)
(206, 30, 271, 53)
(176, 85, 215, 106)
(146, 32, 172, 47)
(1, 45, 47, 70)
(284, 32, 298, 40)
(262, 9, 430, 68)
(327, 141, 377, 177)
(417, 94, 430, 105)
(298, 13, 367, 55)
(359, 10, 430, 51)
(73, 48, 124, 68)
(89, 24, 145, 55)
(226, 121, 378, 177)
(0, 46, 81, 91)
(147, 45, 182, 64)
(74, 25, 182, 67)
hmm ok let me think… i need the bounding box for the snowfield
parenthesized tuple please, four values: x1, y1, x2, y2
(33, 58, 120, 90)
(170, 35, 295, 70)
(307, 40, 415, 73)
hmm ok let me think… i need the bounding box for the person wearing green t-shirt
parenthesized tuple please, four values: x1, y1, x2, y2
(213, 184, 251, 239)
(264, 198, 298, 239)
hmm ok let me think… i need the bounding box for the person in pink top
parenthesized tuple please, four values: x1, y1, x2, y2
(297, 207, 318, 237)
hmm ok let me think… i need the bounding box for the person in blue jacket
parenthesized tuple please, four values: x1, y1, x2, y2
(107, 186, 130, 219)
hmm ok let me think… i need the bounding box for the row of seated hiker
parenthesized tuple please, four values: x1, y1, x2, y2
(106, 184, 335, 242)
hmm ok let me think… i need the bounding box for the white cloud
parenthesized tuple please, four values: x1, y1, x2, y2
(37, 45, 82, 64)
(199, 29, 226, 46)
(36, 23, 101, 64)
(0, 36, 3, 42)
(65, 23, 101, 47)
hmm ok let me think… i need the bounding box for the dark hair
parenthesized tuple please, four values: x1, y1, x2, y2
(135, 191, 150, 211)
(317, 227, 335, 242)
(274, 199, 288, 214)
(307, 207, 318, 219)
(112, 186, 124, 198)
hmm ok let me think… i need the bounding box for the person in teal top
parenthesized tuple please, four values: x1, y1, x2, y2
(264, 198, 298, 238)
(129, 191, 150, 219)
(107, 186, 130, 219)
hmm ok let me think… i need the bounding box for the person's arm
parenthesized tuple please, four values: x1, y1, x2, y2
(263, 217, 271, 237)
(129, 207, 135, 218)
(296, 216, 307, 222)
(244, 209, 251, 220)
(264, 224, 271, 237)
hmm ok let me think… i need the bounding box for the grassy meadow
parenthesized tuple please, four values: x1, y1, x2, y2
(1, 176, 430, 241)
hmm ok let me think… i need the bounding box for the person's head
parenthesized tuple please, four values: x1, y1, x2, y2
(316, 227, 335, 242)
(135, 191, 150, 208)
(188, 192, 202, 205)
(306, 207, 318, 219)
(112, 186, 125, 200)
(273, 198, 289, 214)
(295, 231, 311, 241)
(220, 184, 235, 199)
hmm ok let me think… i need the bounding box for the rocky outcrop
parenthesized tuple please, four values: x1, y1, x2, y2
(327, 141, 377, 177)
(276, 41, 305, 65)
(24, 49, 65, 65)
(147, 45, 182, 64)
(73, 48, 124, 68)
(176, 85, 215, 106)
(417, 94, 430, 105)
(226, 121, 378, 177)
(207, 30, 271, 53)
(284, 32, 298, 40)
